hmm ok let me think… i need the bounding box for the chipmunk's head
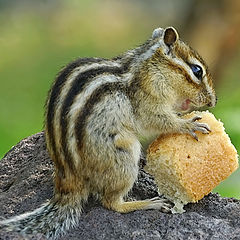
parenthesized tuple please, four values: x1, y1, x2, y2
(142, 26, 217, 112)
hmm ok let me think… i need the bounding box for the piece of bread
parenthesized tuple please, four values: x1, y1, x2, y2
(145, 111, 238, 213)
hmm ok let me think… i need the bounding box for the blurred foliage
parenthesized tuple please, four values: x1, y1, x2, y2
(0, 0, 239, 198)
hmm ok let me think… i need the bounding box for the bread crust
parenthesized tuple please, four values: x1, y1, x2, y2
(146, 111, 238, 210)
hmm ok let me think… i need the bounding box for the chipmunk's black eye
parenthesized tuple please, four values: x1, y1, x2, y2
(190, 64, 203, 80)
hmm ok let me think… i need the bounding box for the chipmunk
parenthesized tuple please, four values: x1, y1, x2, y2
(0, 26, 216, 239)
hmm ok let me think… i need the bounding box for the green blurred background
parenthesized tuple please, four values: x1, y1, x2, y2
(0, 0, 239, 198)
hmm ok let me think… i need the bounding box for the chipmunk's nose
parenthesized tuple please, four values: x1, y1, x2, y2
(207, 96, 217, 107)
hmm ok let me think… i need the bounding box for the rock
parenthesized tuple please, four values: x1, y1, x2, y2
(0, 132, 240, 239)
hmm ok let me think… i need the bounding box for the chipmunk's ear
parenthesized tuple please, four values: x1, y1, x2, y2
(152, 28, 164, 39)
(163, 27, 179, 47)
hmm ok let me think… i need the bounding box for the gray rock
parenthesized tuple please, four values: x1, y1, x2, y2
(0, 132, 240, 240)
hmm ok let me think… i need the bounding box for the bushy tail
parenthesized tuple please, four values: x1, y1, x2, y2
(0, 198, 83, 239)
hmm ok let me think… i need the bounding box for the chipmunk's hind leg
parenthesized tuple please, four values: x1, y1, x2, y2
(95, 129, 172, 213)
(102, 193, 172, 213)
(101, 133, 172, 213)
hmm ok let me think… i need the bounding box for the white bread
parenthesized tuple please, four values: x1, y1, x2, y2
(145, 111, 239, 213)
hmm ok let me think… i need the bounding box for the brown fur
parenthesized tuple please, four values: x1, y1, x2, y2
(0, 27, 216, 239)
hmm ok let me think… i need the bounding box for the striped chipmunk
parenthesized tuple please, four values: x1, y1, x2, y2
(0, 27, 216, 238)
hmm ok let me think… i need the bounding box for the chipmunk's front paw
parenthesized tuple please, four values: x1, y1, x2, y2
(183, 116, 211, 141)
